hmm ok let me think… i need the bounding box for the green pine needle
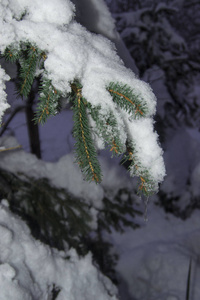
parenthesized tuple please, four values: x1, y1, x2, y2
(17, 43, 45, 98)
(71, 82, 102, 183)
(3, 46, 19, 63)
(108, 82, 147, 118)
(3, 43, 47, 99)
(18, 44, 38, 97)
(34, 78, 61, 124)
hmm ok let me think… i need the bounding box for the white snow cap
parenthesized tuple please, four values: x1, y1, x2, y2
(4, 0, 75, 25)
(0, 0, 156, 115)
(128, 118, 166, 185)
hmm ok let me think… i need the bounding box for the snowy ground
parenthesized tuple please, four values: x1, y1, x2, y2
(111, 202, 200, 300)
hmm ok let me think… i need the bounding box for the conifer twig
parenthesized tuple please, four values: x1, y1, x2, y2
(20, 47, 37, 96)
(35, 78, 61, 124)
(109, 89, 143, 115)
(77, 88, 99, 182)
(0, 145, 22, 152)
(71, 82, 102, 183)
(107, 82, 147, 117)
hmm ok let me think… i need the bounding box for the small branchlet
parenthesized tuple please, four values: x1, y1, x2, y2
(71, 81, 102, 183)
(121, 145, 156, 196)
(3, 46, 19, 63)
(18, 44, 41, 98)
(34, 78, 61, 124)
(4, 43, 47, 98)
(107, 82, 147, 118)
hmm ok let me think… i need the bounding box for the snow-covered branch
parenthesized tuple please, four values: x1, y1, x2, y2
(0, 0, 165, 194)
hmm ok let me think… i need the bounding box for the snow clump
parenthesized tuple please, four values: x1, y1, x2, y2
(0, 200, 118, 300)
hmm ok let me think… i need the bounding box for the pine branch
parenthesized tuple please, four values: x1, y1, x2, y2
(1, 41, 162, 195)
(17, 43, 45, 98)
(34, 78, 61, 124)
(71, 82, 102, 183)
(108, 82, 147, 118)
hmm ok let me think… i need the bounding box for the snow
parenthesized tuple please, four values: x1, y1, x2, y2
(3, 0, 75, 25)
(161, 128, 200, 198)
(0, 67, 10, 125)
(142, 66, 172, 119)
(72, 0, 116, 41)
(126, 117, 165, 187)
(70, 0, 139, 73)
(0, 200, 118, 300)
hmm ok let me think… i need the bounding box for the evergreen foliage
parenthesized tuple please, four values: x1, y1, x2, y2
(1, 40, 160, 194)
(108, 82, 147, 117)
(3, 46, 19, 63)
(0, 0, 165, 196)
(70, 81, 102, 183)
(34, 78, 61, 124)
(4, 40, 157, 193)
(18, 44, 39, 98)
